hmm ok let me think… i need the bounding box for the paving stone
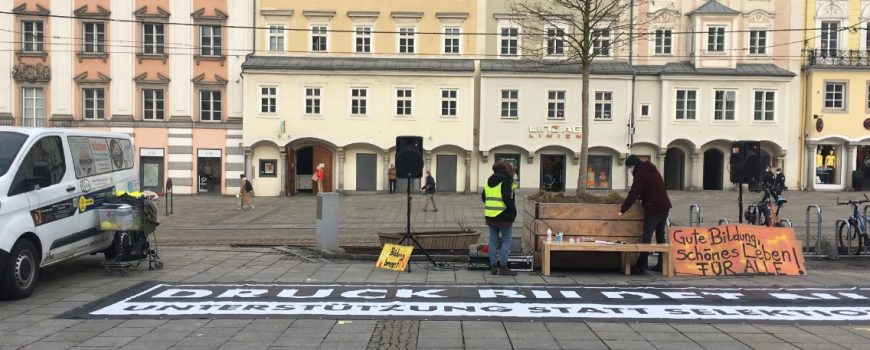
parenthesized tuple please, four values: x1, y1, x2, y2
(100, 327, 154, 337)
(743, 343, 802, 350)
(229, 331, 281, 342)
(650, 341, 705, 350)
(510, 337, 560, 349)
(119, 319, 169, 328)
(20, 342, 81, 350)
(118, 342, 175, 350)
(556, 339, 610, 350)
(78, 336, 136, 347)
(697, 341, 753, 350)
(684, 332, 738, 342)
(463, 337, 513, 348)
(138, 330, 192, 342)
(672, 324, 723, 333)
(604, 340, 655, 350)
(217, 342, 272, 350)
(596, 331, 640, 340)
(549, 329, 600, 340)
(175, 335, 233, 347)
(641, 332, 692, 342)
(318, 342, 369, 350)
(415, 337, 463, 348)
(731, 333, 786, 343)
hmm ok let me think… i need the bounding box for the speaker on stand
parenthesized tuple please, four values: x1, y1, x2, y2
(730, 140, 762, 223)
(394, 136, 438, 271)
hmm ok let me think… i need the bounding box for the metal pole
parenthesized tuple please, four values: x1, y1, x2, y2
(806, 205, 822, 259)
(689, 204, 701, 227)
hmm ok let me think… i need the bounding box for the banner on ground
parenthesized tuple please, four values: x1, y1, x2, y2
(669, 224, 806, 277)
(376, 244, 413, 271)
(62, 283, 870, 323)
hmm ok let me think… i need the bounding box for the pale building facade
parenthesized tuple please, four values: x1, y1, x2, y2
(242, 0, 479, 196)
(0, 0, 252, 194)
(801, 0, 870, 191)
(477, 0, 801, 192)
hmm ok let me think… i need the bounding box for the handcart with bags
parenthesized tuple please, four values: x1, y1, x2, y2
(96, 191, 163, 275)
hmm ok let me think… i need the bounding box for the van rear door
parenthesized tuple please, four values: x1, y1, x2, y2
(8, 135, 80, 265)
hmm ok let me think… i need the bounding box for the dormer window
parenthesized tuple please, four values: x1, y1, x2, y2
(592, 29, 610, 56)
(707, 27, 725, 52)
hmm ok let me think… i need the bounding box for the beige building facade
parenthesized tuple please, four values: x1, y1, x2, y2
(243, 0, 479, 196)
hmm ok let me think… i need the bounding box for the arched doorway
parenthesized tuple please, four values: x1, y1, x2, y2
(285, 144, 333, 195)
(703, 149, 724, 190)
(664, 148, 685, 190)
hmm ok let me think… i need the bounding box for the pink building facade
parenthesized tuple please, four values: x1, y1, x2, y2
(0, 0, 252, 194)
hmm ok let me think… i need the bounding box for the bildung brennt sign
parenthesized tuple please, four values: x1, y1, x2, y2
(63, 283, 870, 323)
(670, 224, 806, 277)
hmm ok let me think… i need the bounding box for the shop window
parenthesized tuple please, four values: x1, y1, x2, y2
(587, 155, 612, 190)
(259, 159, 277, 177)
(815, 145, 841, 185)
(495, 153, 521, 184)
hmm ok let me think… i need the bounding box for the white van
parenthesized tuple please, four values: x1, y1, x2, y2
(0, 127, 138, 299)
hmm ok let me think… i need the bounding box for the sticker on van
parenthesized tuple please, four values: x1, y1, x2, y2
(31, 198, 77, 226)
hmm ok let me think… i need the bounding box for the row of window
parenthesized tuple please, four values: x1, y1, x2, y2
(19, 20, 222, 56)
(822, 81, 870, 112)
(266, 25, 463, 54)
(259, 87, 459, 117)
(16, 87, 222, 125)
(254, 87, 776, 121)
(17, 18, 773, 58)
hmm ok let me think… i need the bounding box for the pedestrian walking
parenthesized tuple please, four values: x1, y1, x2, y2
(617, 155, 672, 274)
(238, 174, 254, 210)
(388, 164, 397, 194)
(421, 171, 437, 212)
(314, 163, 325, 194)
(483, 160, 518, 276)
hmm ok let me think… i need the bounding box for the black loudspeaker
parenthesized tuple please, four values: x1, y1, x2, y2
(396, 136, 424, 179)
(730, 141, 762, 186)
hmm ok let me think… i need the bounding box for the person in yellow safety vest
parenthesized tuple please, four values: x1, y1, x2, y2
(482, 160, 519, 276)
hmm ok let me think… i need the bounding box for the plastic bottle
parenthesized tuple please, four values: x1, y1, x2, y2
(557, 232, 563, 243)
(546, 228, 552, 242)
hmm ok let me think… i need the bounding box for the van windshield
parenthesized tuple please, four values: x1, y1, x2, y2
(0, 132, 28, 177)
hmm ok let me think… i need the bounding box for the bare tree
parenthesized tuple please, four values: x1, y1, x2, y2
(507, 0, 651, 195)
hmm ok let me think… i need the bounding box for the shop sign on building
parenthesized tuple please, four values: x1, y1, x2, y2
(528, 125, 582, 139)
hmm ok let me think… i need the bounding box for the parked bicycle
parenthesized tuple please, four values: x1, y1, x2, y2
(836, 194, 870, 255)
(744, 185, 788, 227)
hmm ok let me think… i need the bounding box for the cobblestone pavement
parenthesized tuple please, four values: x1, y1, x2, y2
(157, 190, 867, 247)
(1, 246, 870, 350)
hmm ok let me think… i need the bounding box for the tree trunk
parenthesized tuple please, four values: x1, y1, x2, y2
(576, 64, 591, 195)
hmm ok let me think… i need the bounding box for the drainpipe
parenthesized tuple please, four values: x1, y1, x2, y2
(626, 0, 637, 191)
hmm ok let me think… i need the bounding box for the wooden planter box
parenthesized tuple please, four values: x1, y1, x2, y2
(523, 198, 644, 269)
(378, 231, 481, 250)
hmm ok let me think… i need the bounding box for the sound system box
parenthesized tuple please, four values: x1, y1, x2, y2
(395, 136, 424, 179)
(730, 140, 762, 188)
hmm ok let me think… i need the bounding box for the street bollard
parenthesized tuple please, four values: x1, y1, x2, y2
(316, 192, 341, 253)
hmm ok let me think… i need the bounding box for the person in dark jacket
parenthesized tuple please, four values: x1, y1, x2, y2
(421, 171, 437, 211)
(618, 155, 672, 274)
(482, 160, 518, 276)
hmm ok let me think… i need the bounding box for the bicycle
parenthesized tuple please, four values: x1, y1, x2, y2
(836, 194, 870, 255)
(744, 185, 788, 227)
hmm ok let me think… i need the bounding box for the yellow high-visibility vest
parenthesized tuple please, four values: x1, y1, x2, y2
(484, 182, 517, 218)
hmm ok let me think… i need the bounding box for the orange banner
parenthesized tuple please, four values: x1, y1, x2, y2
(669, 224, 807, 277)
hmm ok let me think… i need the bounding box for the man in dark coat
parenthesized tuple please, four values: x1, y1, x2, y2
(618, 155, 672, 274)
(482, 160, 518, 276)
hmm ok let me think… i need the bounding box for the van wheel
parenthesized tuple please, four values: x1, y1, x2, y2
(0, 240, 40, 300)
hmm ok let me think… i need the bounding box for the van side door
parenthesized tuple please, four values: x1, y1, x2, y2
(8, 135, 79, 265)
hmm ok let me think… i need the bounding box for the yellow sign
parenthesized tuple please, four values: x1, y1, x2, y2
(376, 244, 413, 271)
(78, 196, 95, 213)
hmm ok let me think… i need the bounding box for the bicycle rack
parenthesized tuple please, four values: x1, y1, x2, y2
(718, 218, 729, 225)
(689, 204, 702, 227)
(780, 219, 793, 227)
(805, 205, 822, 260)
(834, 219, 849, 260)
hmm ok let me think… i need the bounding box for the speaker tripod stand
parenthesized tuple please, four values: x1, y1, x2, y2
(396, 176, 438, 272)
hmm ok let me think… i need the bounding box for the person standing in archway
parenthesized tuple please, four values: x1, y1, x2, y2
(388, 164, 397, 194)
(314, 163, 325, 193)
(618, 155, 672, 274)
